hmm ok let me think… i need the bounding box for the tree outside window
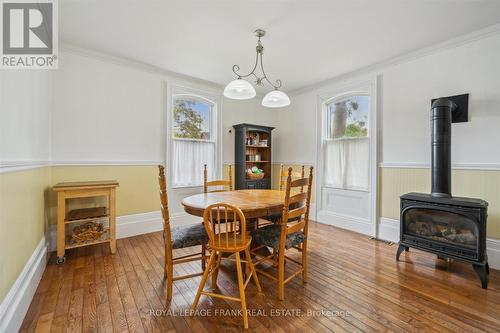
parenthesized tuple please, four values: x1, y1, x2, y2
(173, 98, 212, 140)
(328, 96, 368, 139)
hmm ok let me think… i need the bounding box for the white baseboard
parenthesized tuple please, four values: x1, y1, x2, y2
(48, 210, 200, 252)
(378, 217, 500, 270)
(116, 211, 163, 239)
(486, 238, 500, 270)
(317, 210, 372, 235)
(378, 217, 400, 243)
(116, 210, 201, 238)
(0, 237, 47, 333)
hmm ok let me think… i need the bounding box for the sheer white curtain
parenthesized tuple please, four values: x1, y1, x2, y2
(324, 137, 369, 190)
(172, 139, 215, 187)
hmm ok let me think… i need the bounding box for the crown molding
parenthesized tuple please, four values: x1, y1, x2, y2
(60, 42, 224, 90)
(62, 23, 500, 99)
(289, 23, 500, 96)
(59, 42, 270, 100)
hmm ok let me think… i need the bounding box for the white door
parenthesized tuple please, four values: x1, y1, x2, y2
(316, 80, 377, 236)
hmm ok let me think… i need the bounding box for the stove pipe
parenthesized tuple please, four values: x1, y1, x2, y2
(431, 98, 457, 197)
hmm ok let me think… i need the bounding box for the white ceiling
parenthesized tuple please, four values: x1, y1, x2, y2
(60, 0, 500, 93)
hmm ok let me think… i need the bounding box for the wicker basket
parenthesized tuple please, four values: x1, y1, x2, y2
(247, 172, 265, 180)
(72, 222, 105, 243)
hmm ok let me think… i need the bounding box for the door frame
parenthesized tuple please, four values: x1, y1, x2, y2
(315, 76, 379, 237)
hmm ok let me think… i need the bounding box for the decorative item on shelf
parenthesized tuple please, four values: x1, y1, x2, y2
(247, 166, 265, 180)
(255, 153, 261, 161)
(223, 29, 290, 108)
(259, 139, 268, 147)
(247, 134, 258, 146)
(72, 222, 105, 243)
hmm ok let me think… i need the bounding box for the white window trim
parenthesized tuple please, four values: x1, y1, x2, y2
(165, 83, 223, 189)
(315, 76, 378, 237)
(322, 93, 370, 192)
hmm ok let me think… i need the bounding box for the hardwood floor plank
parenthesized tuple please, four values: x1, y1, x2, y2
(103, 254, 129, 332)
(51, 251, 76, 333)
(114, 238, 160, 333)
(95, 246, 115, 333)
(129, 236, 203, 333)
(65, 288, 84, 333)
(33, 312, 54, 333)
(20, 223, 500, 333)
(82, 248, 97, 333)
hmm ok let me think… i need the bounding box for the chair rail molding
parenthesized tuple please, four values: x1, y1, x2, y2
(379, 162, 500, 171)
(0, 161, 50, 174)
(51, 160, 163, 166)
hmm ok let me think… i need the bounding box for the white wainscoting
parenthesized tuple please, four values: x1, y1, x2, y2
(317, 210, 372, 235)
(317, 187, 372, 235)
(0, 238, 47, 333)
(378, 217, 500, 270)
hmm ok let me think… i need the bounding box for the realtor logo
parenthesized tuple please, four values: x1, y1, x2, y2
(1, 0, 58, 69)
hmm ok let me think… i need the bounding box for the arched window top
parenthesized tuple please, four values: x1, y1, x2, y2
(325, 94, 370, 140)
(173, 95, 214, 141)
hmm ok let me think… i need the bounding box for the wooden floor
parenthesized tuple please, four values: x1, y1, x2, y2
(20, 222, 500, 333)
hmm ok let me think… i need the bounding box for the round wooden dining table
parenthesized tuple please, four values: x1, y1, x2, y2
(181, 189, 285, 220)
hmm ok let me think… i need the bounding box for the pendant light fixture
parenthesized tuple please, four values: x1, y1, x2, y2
(223, 29, 290, 108)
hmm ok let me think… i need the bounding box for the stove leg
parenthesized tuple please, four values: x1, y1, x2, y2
(396, 244, 407, 261)
(472, 263, 489, 289)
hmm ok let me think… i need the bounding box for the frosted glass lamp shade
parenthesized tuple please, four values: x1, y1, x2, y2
(223, 79, 256, 100)
(261, 90, 291, 108)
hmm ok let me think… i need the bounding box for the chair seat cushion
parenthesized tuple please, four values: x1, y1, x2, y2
(252, 225, 306, 250)
(166, 223, 208, 249)
(263, 213, 282, 223)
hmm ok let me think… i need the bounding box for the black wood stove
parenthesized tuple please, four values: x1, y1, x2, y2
(397, 97, 489, 288)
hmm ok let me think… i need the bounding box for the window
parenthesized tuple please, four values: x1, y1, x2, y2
(171, 94, 217, 187)
(323, 95, 369, 190)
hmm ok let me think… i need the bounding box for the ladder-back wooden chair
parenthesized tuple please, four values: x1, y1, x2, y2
(158, 165, 208, 301)
(262, 164, 306, 226)
(251, 166, 314, 300)
(204, 164, 232, 193)
(192, 203, 262, 329)
(279, 164, 305, 191)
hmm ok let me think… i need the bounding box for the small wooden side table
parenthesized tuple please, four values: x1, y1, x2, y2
(53, 180, 119, 264)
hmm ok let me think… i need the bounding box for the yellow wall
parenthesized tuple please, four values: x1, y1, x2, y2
(380, 167, 500, 239)
(51, 165, 159, 218)
(0, 167, 51, 301)
(271, 164, 316, 202)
